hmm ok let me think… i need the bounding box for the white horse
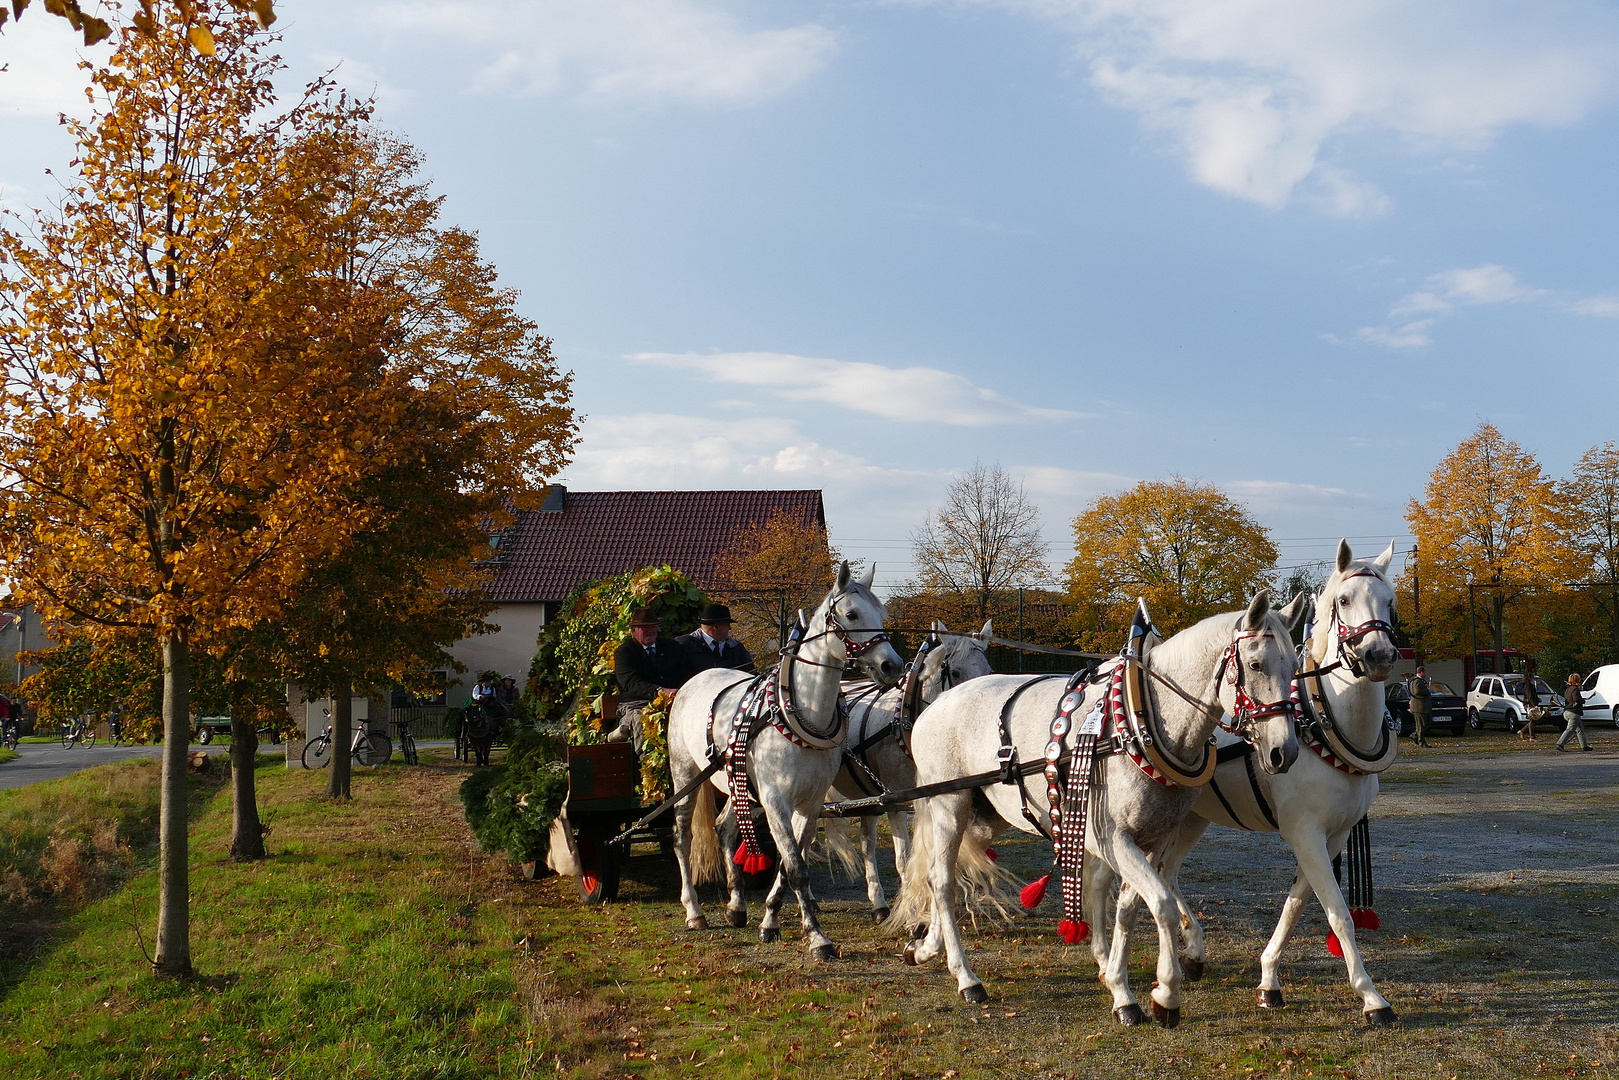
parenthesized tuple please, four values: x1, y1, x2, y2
(901, 593, 1303, 1023)
(667, 562, 905, 959)
(833, 619, 995, 922)
(1096, 540, 1402, 1026)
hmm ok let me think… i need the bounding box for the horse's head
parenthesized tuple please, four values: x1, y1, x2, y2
(1312, 539, 1400, 683)
(1220, 591, 1301, 776)
(919, 619, 995, 702)
(820, 561, 905, 686)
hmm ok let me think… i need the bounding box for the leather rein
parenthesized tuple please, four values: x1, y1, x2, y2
(1297, 569, 1400, 775)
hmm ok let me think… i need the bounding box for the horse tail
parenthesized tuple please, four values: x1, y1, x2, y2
(886, 796, 936, 934)
(689, 782, 725, 885)
(885, 797, 1019, 935)
(809, 806, 863, 880)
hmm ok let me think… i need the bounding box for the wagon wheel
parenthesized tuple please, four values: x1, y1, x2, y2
(576, 825, 622, 905)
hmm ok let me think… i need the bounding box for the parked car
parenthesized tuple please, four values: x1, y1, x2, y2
(1466, 674, 1565, 733)
(1386, 678, 1468, 736)
(1578, 665, 1619, 728)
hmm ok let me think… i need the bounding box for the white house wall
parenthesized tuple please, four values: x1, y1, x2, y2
(445, 602, 547, 698)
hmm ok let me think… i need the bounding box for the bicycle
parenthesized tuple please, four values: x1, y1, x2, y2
(301, 721, 392, 769)
(1, 717, 18, 751)
(107, 714, 129, 747)
(390, 717, 420, 766)
(60, 715, 97, 749)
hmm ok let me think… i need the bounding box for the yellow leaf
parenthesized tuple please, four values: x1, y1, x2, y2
(187, 22, 215, 56)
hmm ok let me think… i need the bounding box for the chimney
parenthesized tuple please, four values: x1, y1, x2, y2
(540, 484, 567, 513)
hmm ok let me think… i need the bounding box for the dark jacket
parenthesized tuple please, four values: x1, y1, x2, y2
(677, 631, 756, 677)
(1408, 675, 1432, 714)
(1565, 685, 1584, 717)
(613, 637, 686, 705)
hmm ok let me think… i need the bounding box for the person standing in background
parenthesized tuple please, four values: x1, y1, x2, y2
(1408, 666, 1433, 748)
(1557, 672, 1591, 752)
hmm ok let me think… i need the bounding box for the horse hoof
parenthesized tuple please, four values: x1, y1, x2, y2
(726, 909, 747, 928)
(760, 927, 781, 944)
(1365, 1007, 1398, 1028)
(1256, 989, 1284, 1009)
(912, 923, 928, 940)
(686, 915, 709, 931)
(1181, 957, 1205, 982)
(961, 984, 989, 1005)
(1150, 1002, 1181, 1029)
(902, 941, 919, 966)
(872, 907, 890, 925)
(1115, 1004, 1147, 1027)
(812, 944, 838, 962)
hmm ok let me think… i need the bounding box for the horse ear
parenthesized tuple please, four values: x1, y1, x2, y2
(1279, 591, 1309, 629)
(1245, 590, 1271, 630)
(1372, 541, 1395, 574)
(835, 560, 852, 592)
(1336, 539, 1353, 573)
(979, 618, 993, 641)
(931, 618, 946, 633)
(857, 563, 876, 589)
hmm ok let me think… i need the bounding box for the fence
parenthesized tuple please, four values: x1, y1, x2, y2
(388, 706, 456, 740)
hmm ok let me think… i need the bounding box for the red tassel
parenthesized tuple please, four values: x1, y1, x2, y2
(1057, 919, 1090, 945)
(1351, 908, 1381, 931)
(749, 853, 774, 874)
(1019, 874, 1050, 910)
(1327, 931, 1344, 958)
(984, 848, 998, 862)
(733, 846, 749, 867)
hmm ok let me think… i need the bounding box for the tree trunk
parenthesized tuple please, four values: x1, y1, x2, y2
(327, 683, 352, 800)
(153, 629, 193, 978)
(228, 681, 265, 861)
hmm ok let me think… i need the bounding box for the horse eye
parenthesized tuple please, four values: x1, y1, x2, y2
(843, 610, 860, 623)
(1249, 661, 1263, 672)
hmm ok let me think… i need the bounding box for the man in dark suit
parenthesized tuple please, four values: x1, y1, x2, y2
(607, 608, 686, 748)
(678, 603, 756, 677)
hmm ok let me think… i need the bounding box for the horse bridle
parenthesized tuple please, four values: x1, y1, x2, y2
(1321, 569, 1397, 679)
(1211, 622, 1298, 736)
(781, 591, 893, 669)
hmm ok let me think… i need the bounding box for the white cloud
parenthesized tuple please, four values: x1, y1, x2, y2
(935, 0, 1618, 212)
(377, 0, 836, 105)
(1566, 296, 1619, 318)
(1017, 464, 1135, 499)
(0, 14, 113, 120)
(1357, 321, 1433, 349)
(1427, 264, 1544, 305)
(1362, 264, 1553, 348)
(631, 351, 1084, 426)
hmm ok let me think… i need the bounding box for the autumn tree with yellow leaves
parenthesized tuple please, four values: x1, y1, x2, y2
(0, 4, 573, 974)
(1065, 478, 1279, 650)
(711, 507, 838, 651)
(1404, 423, 1584, 667)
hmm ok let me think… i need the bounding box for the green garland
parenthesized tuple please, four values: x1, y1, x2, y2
(526, 564, 705, 800)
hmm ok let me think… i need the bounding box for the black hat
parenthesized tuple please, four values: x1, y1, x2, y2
(698, 603, 733, 625)
(629, 608, 660, 628)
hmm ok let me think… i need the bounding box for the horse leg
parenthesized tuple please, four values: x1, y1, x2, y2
(1286, 826, 1396, 1024)
(861, 815, 890, 922)
(757, 798, 835, 959)
(671, 774, 708, 930)
(1157, 817, 1211, 980)
(907, 792, 985, 1001)
(717, 806, 749, 928)
(889, 809, 912, 889)
(1255, 871, 1312, 1008)
(1086, 854, 1117, 975)
(1102, 837, 1186, 1027)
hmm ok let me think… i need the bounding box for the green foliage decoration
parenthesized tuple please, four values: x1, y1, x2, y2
(459, 727, 571, 865)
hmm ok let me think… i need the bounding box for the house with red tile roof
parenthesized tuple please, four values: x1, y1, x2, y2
(447, 486, 826, 689)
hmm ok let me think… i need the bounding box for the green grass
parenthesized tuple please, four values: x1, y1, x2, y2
(0, 748, 16, 765)
(0, 757, 550, 1080)
(4, 750, 1618, 1079)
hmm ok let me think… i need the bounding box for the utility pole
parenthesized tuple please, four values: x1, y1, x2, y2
(1017, 587, 1025, 673)
(1411, 544, 1422, 664)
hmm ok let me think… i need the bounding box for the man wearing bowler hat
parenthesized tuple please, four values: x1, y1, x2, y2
(678, 603, 756, 677)
(608, 607, 688, 749)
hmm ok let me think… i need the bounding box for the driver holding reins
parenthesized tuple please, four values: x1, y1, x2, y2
(608, 608, 689, 751)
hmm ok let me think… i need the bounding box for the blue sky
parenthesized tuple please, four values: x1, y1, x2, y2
(4, 0, 1618, 592)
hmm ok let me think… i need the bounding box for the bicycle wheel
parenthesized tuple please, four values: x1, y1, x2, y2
(84, 727, 97, 749)
(402, 734, 418, 766)
(302, 736, 332, 769)
(61, 725, 74, 748)
(361, 732, 392, 766)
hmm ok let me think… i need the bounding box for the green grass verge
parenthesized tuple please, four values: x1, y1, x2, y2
(0, 758, 547, 1080)
(0, 748, 16, 765)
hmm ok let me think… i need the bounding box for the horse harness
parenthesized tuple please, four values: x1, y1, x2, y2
(720, 595, 891, 872)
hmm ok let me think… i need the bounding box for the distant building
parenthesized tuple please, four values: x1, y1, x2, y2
(0, 603, 55, 687)
(445, 486, 826, 693)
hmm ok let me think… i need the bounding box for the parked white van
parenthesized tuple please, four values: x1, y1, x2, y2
(1578, 665, 1619, 728)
